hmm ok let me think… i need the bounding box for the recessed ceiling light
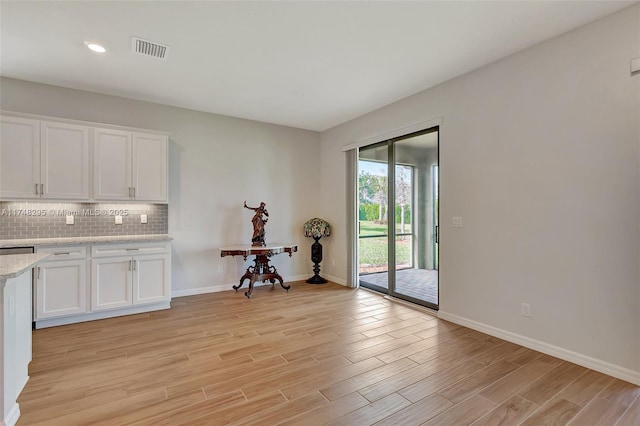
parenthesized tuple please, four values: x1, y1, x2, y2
(84, 41, 106, 53)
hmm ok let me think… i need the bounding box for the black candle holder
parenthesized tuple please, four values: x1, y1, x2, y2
(306, 236, 327, 284)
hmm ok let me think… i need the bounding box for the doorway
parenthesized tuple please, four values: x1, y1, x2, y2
(357, 127, 439, 309)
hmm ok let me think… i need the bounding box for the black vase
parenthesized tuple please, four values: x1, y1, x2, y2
(306, 236, 327, 284)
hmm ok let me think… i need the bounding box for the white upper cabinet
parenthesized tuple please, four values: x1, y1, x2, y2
(93, 128, 133, 200)
(0, 116, 41, 198)
(0, 116, 89, 200)
(132, 132, 167, 201)
(1, 113, 167, 202)
(41, 121, 90, 199)
(94, 128, 167, 202)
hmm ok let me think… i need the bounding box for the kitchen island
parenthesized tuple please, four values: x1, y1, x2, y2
(0, 253, 50, 426)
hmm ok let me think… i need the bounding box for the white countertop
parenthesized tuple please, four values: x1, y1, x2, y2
(0, 253, 51, 280)
(0, 234, 172, 248)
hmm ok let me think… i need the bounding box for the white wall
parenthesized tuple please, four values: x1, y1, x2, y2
(320, 4, 640, 376)
(0, 77, 321, 294)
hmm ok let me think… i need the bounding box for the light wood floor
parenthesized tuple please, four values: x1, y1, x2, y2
(18, 282, 640, 425)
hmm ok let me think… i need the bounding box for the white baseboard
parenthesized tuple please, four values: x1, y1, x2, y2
(172, 275, 311, 298)
(438, 310, 640, 386)
(172, 284, 230, 297)
(4, 403, 20, 426)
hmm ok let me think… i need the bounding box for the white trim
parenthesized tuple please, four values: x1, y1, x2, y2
(345, 148, 359, 289)
(171, 275, 311, 298)
(341, 117, 442, 151)
(438, 311, 640, 386)
(34, 301, 170, 329)
(4, 403, 20, 426)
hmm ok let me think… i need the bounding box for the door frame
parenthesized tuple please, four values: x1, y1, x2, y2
(356, 125, 440, 310)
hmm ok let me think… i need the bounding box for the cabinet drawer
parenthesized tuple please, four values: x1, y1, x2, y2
(91, 242, 170, 258)
(37, 245, 87, 260)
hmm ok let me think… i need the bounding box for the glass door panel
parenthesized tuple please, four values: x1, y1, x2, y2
(358, 142, 389, 293)
(392, 130, 439, 308)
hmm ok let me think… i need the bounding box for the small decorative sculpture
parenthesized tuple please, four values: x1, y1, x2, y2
(304, 218, 331, 284)
(244, 201, 269, 247)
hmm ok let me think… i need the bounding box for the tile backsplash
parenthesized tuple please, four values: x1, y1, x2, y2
(0, 201, 168, 239)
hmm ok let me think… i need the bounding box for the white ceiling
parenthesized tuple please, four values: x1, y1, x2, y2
(0, 1, 635, 131)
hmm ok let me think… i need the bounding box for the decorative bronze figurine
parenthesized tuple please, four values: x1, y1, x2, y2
(244, 201, 268, 247)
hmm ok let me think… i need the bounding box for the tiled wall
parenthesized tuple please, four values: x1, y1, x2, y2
(0, 201, 168, 239)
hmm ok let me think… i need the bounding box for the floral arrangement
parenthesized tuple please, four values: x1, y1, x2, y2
(304, 218, 331, 239)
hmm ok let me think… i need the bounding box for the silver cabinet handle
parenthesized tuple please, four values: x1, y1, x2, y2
(133, 260, 137, 271)
(128, 187, 132, 198)
(128, 260, 132, 271)
(54, 252, 71, 256)
(37, 267, 41, 279)
(35, 183, 39, 195)
(40, 183, 44, 194)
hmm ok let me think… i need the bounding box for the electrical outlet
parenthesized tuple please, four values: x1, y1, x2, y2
(521, 303, 531, 317)
(452, 216, 463, 228)
(66, 215, 74, 225)
(115, 215, 123, 225)
(217, 265, 224, 273)
(140, 214, 148, 224)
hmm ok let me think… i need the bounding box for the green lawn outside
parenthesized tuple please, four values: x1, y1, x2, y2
(359, 221, 386, 236)
(359, 220, 412, 236)
(359, 236, 412, 273)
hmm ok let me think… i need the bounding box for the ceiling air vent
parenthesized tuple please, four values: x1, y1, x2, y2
(131, 37, 169, 60)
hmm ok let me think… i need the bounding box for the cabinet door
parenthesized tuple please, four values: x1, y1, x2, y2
(91, 256, 133, 311)
(0, 115, 40, 198)
(35, 259, 87, 319)
(94, 128, 132, 200)
(41, 121, 90, 199)
(132, 132, 167, 202)
(133, 253, 171, 305)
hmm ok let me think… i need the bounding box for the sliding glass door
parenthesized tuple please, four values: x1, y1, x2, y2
(358, 127, 439, 309)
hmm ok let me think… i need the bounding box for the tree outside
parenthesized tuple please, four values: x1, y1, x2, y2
(358, 161, 413, 274)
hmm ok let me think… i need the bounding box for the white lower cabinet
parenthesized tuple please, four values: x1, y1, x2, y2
(34, 241, 171, 328)
(133, 254, 171, 305)
(36, 259, 88, 319)
(91, 250, 170, 311)
(35, 246, 88, 320)
(91, 256, 133, 311)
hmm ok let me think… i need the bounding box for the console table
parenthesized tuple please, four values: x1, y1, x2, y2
(220, 244, 298, 298)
